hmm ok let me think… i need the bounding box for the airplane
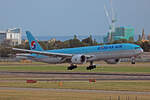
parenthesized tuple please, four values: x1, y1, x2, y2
(13, 31, 143, 70)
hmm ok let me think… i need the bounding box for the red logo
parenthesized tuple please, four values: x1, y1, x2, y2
(31, 41, 36, 49)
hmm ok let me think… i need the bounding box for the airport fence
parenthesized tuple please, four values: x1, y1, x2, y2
(98, 96, 147, 100)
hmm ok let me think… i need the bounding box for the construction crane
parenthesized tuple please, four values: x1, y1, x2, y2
(104, 0, 117, 42)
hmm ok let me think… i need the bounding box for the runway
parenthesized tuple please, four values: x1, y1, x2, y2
(1, 71, 150, 76)
(0, 87, 150, 95)
(0, 71, 150, 95)
(1, 71, 150, 81)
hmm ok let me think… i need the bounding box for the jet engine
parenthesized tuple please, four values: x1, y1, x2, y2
(105, 59, 120, 64)
(71, 55, 86, 64)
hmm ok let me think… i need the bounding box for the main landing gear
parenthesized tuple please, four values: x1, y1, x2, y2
(86, 61, 96, 70)
(67, 64, 77, 70)
(131, 57, 136, 64)
(67, 61, 96, 70)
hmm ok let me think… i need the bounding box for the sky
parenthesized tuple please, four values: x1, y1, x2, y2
(0, 0, 150, 36)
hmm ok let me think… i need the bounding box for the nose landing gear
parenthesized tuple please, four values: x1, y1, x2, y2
(131, 57, 136, 64)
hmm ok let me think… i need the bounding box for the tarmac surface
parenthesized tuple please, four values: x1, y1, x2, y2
(0, 66, 150, 95)
(1, 71, 150, 76)
(1, 71, 150, 81)
(0, 87, 150, 95)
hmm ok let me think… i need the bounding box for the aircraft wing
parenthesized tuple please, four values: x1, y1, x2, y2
(13, 48, 93, 58)
(16, 53, 37, 58)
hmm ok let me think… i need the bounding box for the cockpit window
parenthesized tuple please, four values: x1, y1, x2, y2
(135, 47, 140, 49)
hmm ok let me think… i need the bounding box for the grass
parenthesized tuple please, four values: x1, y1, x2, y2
(0, 62, 150, 73)
(0, 89, 150, 100)
(0, 62, 150, 100)
(0, 81, 150, 92)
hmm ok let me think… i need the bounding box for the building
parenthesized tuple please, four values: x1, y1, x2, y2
(48, 38, 56, 43)
(0, 28, 22, 46)
(0, 31, 7, 44)
(141, 29, 149, 42)
(138, 29, 149, 42)
(147, 34, 150, 41)
(103, 1, 135, 43)
(141, 29, 146, 40)
(103, 26, 134, 43)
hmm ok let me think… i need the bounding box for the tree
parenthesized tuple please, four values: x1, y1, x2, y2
(54, 40, 65, 49)
(136, 41, 150, 52)
(93, 39, 98, 45)
(129, 37, 134, 42)
(73, 35, 77, 40)
(39, 41, 48, 50)
(69, 38, 83, 48)
(82, 35, 93, 45)
(0, 46, 12, 57)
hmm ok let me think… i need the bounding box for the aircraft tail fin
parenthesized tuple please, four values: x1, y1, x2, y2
(26, 31, 44, 51)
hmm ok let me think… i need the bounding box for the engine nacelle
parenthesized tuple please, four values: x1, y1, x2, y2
(105, 59, 120, 64)
(71, 55, 86, 64)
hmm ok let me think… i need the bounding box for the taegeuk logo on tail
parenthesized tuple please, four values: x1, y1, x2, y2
(31, 41, 36, 49)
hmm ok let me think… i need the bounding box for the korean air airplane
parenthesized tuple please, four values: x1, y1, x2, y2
(13, 31, 143, 70)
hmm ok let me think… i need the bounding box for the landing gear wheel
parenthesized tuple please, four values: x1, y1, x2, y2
(86, 66, 91, 70)
(86, 65, 96, 70)
(86, 61, 96, 70)
(67, 65, 77, 70)
(131, 57, 136, 64)
(67, 66, 73, 70)
(93, 65, 96, 68)
(131, 61, 135, 64)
